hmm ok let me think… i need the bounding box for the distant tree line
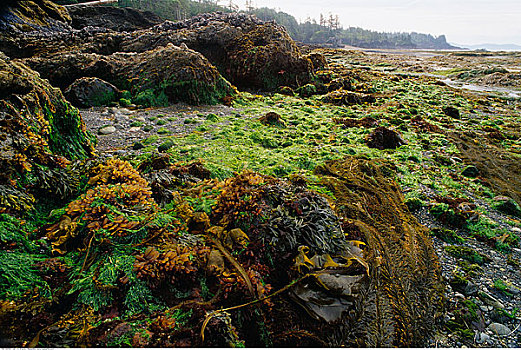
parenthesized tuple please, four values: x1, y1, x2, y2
(51, 0, 456, 49)
(250, 7, 455, 49)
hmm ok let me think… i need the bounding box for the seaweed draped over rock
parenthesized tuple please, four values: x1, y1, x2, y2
(2, 1, 316, 92)
(118, 12, 315, 90)
(24, 43, 236, 106)
(0, 52, 94, 212)
(0, 156, 444, 347)
(315, 156, 444, 347)
(449, 131, 521, 208)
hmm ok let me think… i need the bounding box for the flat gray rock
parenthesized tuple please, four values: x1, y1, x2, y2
(98, 125, 116, 135)
(488, 322, 511, 336)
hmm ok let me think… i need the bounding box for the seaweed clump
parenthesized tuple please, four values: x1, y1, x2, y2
(315, 156, 444, 347)
(0, 52, 94, 213)
(0, 158, 372, 347)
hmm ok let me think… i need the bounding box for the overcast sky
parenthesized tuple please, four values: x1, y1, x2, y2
(241, 0, 521, 45)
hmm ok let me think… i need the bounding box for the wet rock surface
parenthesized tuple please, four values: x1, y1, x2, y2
(25, 43, 235, 106)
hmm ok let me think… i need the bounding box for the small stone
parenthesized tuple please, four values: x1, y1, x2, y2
(488, 322, 511, 336)
(129, 127, 141, 133)
(479, 291, 505, 310)
(464, 282, 478, 296)
(454, 292, 465, 299)
(461, 165, 479, 178)
(98, 125, 116, 135)
(493, 197, 521, 217)
(476, 332, 490, 344)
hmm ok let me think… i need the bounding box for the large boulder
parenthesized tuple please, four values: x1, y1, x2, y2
(4, 3, 316, 92)
(25, 43, 236, 106)
(64, 77, 119, 107)
(119, 12, 314, 90)
(0, 52, 94, 212)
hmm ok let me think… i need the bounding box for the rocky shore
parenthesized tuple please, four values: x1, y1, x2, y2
(0, 0, 520, 347)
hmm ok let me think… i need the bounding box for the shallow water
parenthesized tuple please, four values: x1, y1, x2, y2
(441, 78, 521, 98)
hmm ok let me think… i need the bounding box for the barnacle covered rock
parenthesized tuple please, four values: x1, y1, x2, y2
(68, 5, 162, 32)
(0, 0, 72, 58)
(117, 13, 314, 91)
(11, 6, 314, 92)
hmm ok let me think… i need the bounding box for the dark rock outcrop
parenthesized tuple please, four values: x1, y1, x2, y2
(366, 126, 407, 150)
(2, 3, 316, 92)
(68, 5, 162, 32)
(115, 12, 315, 90)
(0, 0, 72, 58)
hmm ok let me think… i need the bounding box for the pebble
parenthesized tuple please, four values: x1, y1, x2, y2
(464, 282, 478, 296)
(129, 127, 141, 133)
(454, 292, 465, 299)
(488, 322, 511, 336)
(476, 332, 490, 344)
(98, 125, 116, 135)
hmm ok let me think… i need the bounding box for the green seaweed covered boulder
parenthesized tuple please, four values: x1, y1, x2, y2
(25, 43, 236, 107)
(0, 52, 94, 212)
